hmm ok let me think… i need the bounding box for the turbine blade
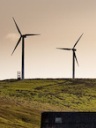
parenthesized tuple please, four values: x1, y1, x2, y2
(73, 33, 83, 48)
(57, 48, 72, 50)
(12, 17, 22, 35)
(11, 37, 21, 55)
(74, 52, 79, 66)
(25, 34, 40, 37)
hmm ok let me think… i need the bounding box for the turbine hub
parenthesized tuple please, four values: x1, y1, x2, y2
(22, 35, 27, 38)
(73, 49, 76, 51)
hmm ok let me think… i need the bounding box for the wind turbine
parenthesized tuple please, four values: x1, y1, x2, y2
(57, 34, 83, 79)
(11, 17, 39, 80)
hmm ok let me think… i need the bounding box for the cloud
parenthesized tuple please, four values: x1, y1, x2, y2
(6, 33, 19, 41)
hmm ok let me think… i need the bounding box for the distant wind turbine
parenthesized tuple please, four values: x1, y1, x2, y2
(57, 34, 83, 79)
(11, 17, 40, 80)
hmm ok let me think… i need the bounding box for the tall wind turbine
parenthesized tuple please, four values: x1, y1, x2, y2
(57, 34, 83, 79)
(11, 18, 39, 80)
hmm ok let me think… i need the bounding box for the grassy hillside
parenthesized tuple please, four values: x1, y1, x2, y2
(0, 79, 96, 127)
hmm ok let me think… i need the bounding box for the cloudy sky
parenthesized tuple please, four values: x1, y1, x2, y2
(0, 0, 96, 79)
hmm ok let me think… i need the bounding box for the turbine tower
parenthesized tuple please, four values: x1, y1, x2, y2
(57, 34, 83, 79)
(11, 18, 39, 80)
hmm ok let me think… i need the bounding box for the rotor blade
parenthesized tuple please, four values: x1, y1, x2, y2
(11, 37, 21, 55)
(25, 34, 40, 37)
(73, 33, 83, 48)
(74, 52, 79, 66)
(57, 48, 72, 50)
(12, 17, 22, 35)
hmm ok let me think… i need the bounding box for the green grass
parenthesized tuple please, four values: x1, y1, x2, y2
(1, 79, 96, 127)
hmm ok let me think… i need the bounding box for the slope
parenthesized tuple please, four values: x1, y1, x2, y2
(0, 79, 96, 128)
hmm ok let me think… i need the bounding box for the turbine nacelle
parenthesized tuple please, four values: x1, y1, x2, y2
(72, 48, 76, 51)
(22, 35, 27, 38)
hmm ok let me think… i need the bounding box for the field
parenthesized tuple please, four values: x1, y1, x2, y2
(0, 79, 96, 127)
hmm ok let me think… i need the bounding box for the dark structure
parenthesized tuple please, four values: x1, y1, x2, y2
(11, 18, 39, 80)
(41, 112, 96, 128)
(17, 71, 21, 80)
(57, 33, 83, 79)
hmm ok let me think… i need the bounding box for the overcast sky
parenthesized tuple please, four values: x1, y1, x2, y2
(0, 0, 96, 79)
